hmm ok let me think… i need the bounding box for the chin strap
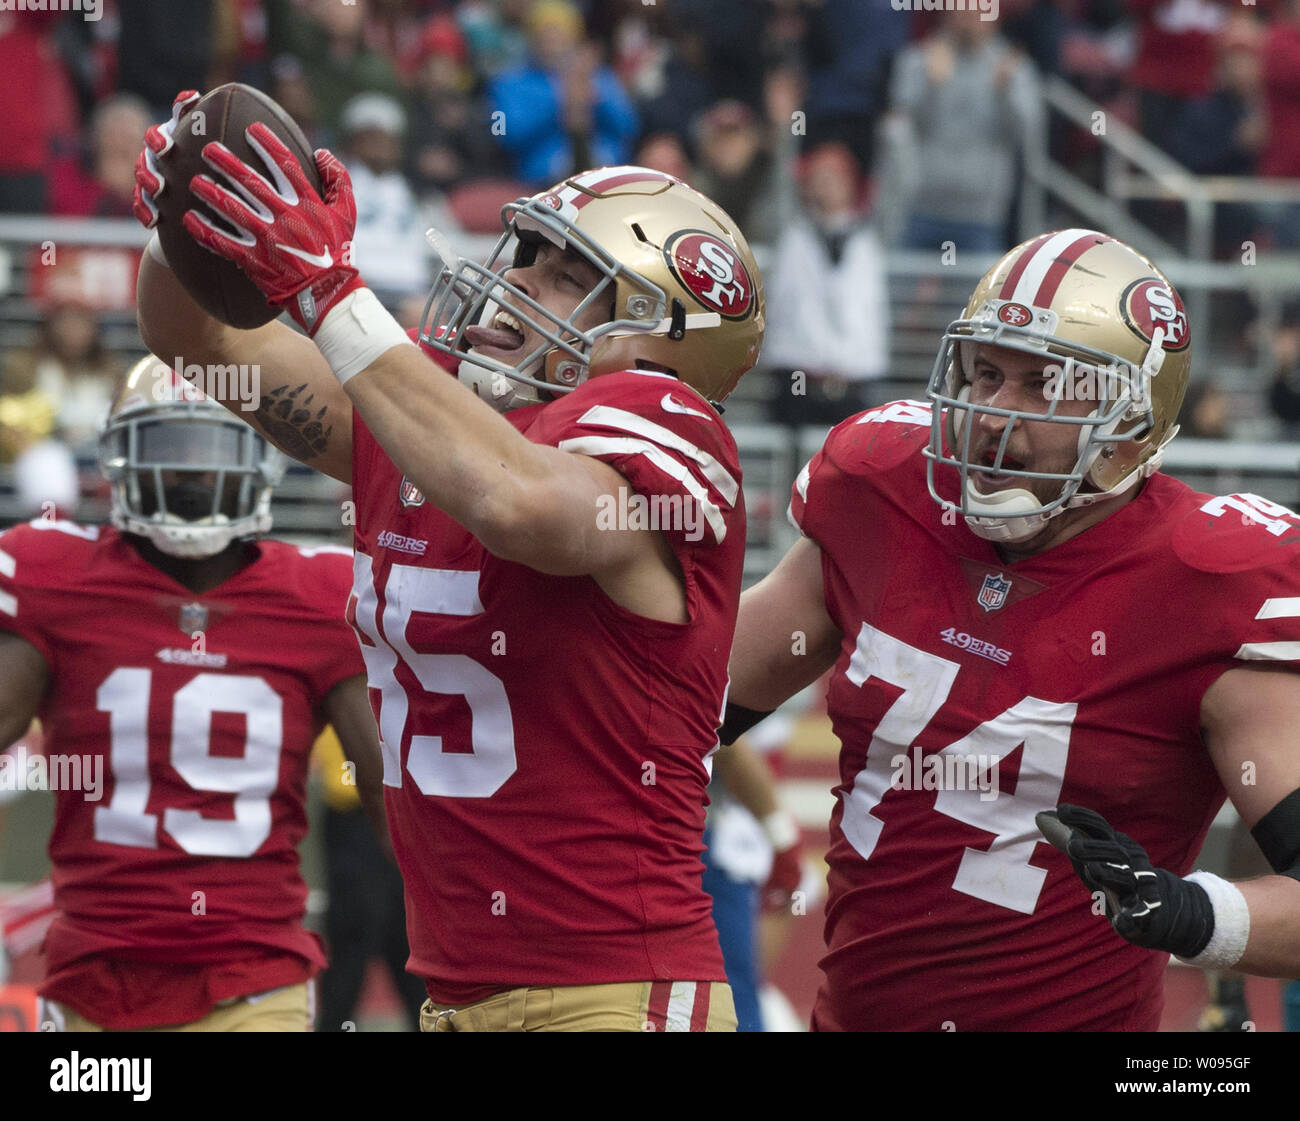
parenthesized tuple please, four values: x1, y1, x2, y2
(118, 512, 268, 559)
(962, 417, 1177, 546)
(457, 342, 591, 413)
(963, 474, 1140, 544)
(457, 359, 546, 413)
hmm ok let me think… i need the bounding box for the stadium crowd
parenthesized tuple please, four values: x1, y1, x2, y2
(5, 0, 1300, 484)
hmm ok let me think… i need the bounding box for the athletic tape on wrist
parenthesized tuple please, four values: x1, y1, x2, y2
(1178, 871, 1250, 970)
(147, 232, 170, 268)
(314, 287, 414, 385)
(762, 810, 800, 852)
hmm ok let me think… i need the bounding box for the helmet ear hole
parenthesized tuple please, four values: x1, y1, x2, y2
(668, 298, 686, 341)
(634, 358, 678, 375)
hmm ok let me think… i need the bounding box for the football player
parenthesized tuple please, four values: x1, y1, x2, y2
(0, 355, 381, 1031)
(722, 229, 1300, 1031)
(133, 96, 765, 1030)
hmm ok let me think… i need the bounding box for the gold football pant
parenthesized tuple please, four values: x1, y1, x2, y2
(49, 982, 313, 1032)
(420, 980, 737, 1032)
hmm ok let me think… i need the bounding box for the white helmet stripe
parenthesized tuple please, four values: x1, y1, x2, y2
(1007, 227, 1103, 306)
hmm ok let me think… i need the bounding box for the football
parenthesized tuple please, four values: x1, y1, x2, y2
(155, 83, 321, 329)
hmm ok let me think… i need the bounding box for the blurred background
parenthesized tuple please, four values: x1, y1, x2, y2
(2, 0, 1299, 1032)
(4, 0, 1300, 569)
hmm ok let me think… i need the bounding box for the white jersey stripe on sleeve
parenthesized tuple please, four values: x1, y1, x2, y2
(854, 401, 932, 427)
(1235, 599, 1300, 660)
(575, 405, 739, 505)
(787, 461, 814, 535)
(0, 547, 15, 617)
(795, 461, 812, 503)
(663, 981, 698, 1032)
(1234, 641, 1300, 662)
(1255, 597, 1300, 620)
(557, 435, 728, 543)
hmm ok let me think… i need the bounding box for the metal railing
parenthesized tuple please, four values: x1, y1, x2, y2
(1028, 78, 1187, 260)
(1030, 77, 1300, 346)
(1033, 75, 1300, 256)
(3, 215, 1300, 579)
(3, 428, 1295, 588)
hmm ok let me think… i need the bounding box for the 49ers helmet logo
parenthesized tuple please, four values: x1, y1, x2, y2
(664, 230, 754, 320)
(996, 302, 1033, 327)
(1121, 278, 1190, 351)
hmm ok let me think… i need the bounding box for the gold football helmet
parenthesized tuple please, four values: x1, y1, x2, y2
(420, 166, 765, 409)
(924, 228, 1192, 542)
(99, 355, 283, 557)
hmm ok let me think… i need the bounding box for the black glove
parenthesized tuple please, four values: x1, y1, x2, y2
(1037, 804, 1214, 958)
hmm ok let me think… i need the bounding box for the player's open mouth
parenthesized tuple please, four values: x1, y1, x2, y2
(974, 449, 1026, 488)
(463, 309, 528, 353)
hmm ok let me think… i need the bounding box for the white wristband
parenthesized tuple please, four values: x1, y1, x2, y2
(146, 231, 170, 268)
(761, 809, 800, 852)
(1178, 871, 1250, 970)
(314, 287, 414, 385)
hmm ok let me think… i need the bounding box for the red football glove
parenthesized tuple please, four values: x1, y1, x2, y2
(184, 122, 363, 334)
(132, 89, 200, 229)
(761, 810, 804, 913)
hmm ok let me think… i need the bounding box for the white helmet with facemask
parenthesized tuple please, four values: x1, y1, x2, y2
(99, 355, 284, 558)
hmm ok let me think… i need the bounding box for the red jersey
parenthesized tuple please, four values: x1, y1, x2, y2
(347, 367, 743, 1003)
(790, 402, 1300, 1032)
(0, 521, 363, 1029)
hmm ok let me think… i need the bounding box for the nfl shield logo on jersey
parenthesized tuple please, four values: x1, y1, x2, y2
(178, 602, 209, 634)
(977, 573, 1012, 613)
(399, 477, 425, 508)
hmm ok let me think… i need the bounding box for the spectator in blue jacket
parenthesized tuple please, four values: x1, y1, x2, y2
(488, 0, 639, 186)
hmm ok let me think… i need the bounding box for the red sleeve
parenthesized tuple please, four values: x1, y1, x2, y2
(1165, 491, 1300, 713)
(0, 523, 68, 666)
(788, 443, 826, 543)
(790, 402, 930, 544)
(787, 418, 863, 552)
(287, 546, 366, 700)
(537, 370, 744, 549)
